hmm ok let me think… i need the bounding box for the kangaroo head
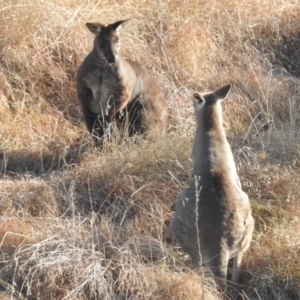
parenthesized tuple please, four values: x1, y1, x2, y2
(193, 84, 231, 110)
(193, 84, 231, 128)
(86, 19, 129, 64)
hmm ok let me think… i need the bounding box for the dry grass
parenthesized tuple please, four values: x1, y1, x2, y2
(1, 0, 300, 299)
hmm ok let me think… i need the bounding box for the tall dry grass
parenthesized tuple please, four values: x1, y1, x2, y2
(1, 0, 300, 299)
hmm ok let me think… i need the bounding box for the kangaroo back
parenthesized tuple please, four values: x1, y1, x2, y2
(171, 84, 254, 289)
(76, 19, 167, 145)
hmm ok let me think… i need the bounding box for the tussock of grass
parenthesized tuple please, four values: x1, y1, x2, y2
(1, 0, 300, 299)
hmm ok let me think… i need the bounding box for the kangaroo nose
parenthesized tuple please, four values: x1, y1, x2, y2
(106, 54, 115, 64)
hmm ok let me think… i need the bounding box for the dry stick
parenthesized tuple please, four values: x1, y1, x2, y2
(194, 175, 205, 300)
(69, 180, 78, 298)
(156, 0, 164, 65)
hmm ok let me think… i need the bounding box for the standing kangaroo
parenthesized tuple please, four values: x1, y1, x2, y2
(171, 84, 254, 289)
(76, 20, 168, 144)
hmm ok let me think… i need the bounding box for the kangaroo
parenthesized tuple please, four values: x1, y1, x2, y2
(76, 19, 168, 144)
(171, 84, 254, 289)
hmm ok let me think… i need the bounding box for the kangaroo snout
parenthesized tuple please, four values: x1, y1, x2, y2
(105, 52, 117, 64)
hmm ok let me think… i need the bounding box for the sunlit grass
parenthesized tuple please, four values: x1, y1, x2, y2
(0, 0, 300, 299)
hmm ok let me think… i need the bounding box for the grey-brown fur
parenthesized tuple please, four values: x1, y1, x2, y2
(76, 20, 168, 144)
(171, 84, 254, 289)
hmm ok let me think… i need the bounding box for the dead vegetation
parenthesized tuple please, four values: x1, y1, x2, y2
(0, 0, 300, 299)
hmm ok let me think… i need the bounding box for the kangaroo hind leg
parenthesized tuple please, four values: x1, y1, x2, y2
(204, 250, 229, 290)
(231, 251, 243, 283)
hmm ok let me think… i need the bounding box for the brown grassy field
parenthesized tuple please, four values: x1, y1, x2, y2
(1, 0, 300, 299)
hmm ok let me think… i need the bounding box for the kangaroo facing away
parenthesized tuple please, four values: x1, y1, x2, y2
(76, 19, 168, 144)
(171, 84, 254, 289)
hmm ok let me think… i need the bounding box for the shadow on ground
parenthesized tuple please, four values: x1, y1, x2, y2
(0, 142, 88, 178)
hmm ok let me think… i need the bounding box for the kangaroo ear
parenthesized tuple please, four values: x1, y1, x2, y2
(213, 84, 231, 101)
(110, 19, 130, 31)
(86, 23, 104, 34)
(193, 93, 205, 105)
